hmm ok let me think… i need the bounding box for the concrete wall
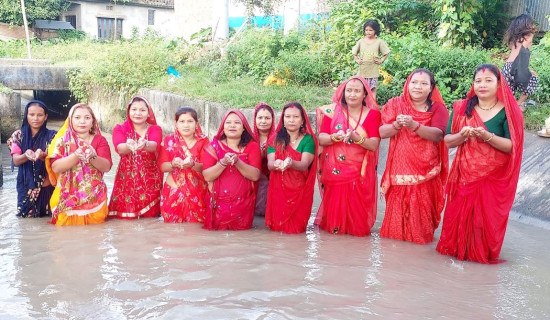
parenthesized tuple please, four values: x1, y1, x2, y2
(63, 1, 175, 39)
(0, 91, 22, 143)
(0, 64, 71, 90)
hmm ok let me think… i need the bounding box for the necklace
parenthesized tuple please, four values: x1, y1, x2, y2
(477, 100, 498, 111)
(290, 134, 301, 144)
(346, 106, 364, 131)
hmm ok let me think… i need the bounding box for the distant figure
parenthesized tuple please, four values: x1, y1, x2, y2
(109, 96, 163, 219)
(502, 14, 538, 110)
(46, 103, 113, 226)
(436, 64, 524, 264)
(352, 19, 390, 102)
(7, 100, 57, 218)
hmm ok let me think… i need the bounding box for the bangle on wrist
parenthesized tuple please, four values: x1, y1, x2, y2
(483, 132, 495, 142)
(413, 122, 421, 133)
(392, 122, 401, 131)
(218, 160, 227, 167)
(354, 136, 365, 144)
(331, 134, 343, 142)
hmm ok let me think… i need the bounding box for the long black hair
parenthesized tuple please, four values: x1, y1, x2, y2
(465, 64, 501, 117)
(275, 102, 307, 150)
(410, 68, 436, 111)
(504, 14, 537, 47)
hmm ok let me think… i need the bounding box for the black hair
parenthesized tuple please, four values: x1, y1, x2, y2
(363, 19, 381, 36)
(465, 64, 501, 117)
(275, 102, 307, 150)
(504, 14, 537, 47)
(219, 112, 253, 148)
(175, 106, 198, 122)
(410, 68, 436, 111)
(340, 79, 368, 108)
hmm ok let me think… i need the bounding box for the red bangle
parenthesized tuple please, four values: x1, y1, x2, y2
(413, 123, 421, 132)
(392, 122, 401, 131)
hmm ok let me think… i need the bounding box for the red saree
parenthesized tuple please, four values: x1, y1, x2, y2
(252, 103, 275, 217)
(109, 96, 162, 219)
(436, 70, 524, 264)
(379, 73, 449, 244)
(159, 126, 209, 223)
(202, 110, 262, 231)
(316, 76, 381, 237)
(265, 110, 318, 234)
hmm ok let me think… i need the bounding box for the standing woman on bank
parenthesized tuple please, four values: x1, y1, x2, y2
(252, 102, 275, 216)
(436, 64, 524, 264)
(159, 107, 209, 223)
(265, 102, 317, 234)
(202, 110, 261, 230)
(46, 103, 112, 225)
(7, 100, 57, 218)
(109, 96, 163, 219)
(379, 69, 449, 244)
(316, 75, 381, 237)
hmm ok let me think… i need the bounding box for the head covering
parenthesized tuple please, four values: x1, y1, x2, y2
(252, 102, 275, 142)
(214, 109, 255, 142)
(122, 96, 157, 136)
(268, 102, 318, 153)
(332, 75, 379, 112)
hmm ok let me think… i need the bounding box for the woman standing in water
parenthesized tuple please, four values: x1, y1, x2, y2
(202, 110, 261, 230)
(265, 102, 317, 234)
(46, 103, 112, 225)
(252, 102, 275, 216)
(316, 75, 381, 237)
(379, 69, 449, 244)
(109, 96, 163, 219)
(8, 100, 57, 218)
(159, 107, 209, 223)
(436, 64, 524, 263)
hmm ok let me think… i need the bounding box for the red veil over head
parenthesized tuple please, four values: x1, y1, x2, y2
(380, 70, 449, 194)
(252, 102, 275, 142)
(213, 109, 255, 142)
(122, 96, 157, 133)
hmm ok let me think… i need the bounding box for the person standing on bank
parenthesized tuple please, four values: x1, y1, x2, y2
(379, 69, 449, 244)
(352, 19, 390, 102)
(252, 102, 275, 217)
(7, 100, 57, 218)
(436, 64, 524, 264)
(316, 75, 381, 237)
(265, 102, 317, 234)
(109, 96, 163, 219)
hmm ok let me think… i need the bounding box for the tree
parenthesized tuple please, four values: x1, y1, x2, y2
(0, 0, 70, 26)
(233, 0, 281, 17)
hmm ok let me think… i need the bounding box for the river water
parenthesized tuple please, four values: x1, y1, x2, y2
(1, 134, 550, 319)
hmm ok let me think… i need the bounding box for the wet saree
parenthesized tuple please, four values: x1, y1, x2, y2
(109, 97, 162, 219)
(202, 110, 262, 231)
(46, 106, 112, 226)
(7, 100, 56, 218)
(436, 70, 524, 263)
(159, 129, 209, 223)
(380, 74, 449, 244)
(316, 76, 381, 237)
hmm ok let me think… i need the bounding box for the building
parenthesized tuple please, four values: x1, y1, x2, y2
(506, 0, 550, 31)
(33, 20, 74, 40)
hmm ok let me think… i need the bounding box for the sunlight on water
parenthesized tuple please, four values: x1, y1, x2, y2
(1, 139, 550, 319)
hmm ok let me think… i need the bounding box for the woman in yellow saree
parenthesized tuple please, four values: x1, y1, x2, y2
(46, 103, 112, 225)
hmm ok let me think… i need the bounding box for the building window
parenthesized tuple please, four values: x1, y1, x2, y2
(65, 15, 76, 29)
(97, 17, 122, 40)
(148, 10, 155, 25)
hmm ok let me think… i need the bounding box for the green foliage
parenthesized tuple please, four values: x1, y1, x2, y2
(0, 82, 13, 94)
(436, 0, 479, 47)
(473, 0, 508, 49)
(57, 29, 87, 41)
(530, 35, 550, 104)
(0, 0, 69, 26)
(523, 104, 550, 131)
(234, 0, 281, 17)
(274, 50, 332, 85)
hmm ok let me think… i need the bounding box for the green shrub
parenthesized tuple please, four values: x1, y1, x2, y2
(274, 50, 332, 85)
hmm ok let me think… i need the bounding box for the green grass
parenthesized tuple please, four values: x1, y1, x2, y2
(153, 66, 335, 110)
(523, 104, 550, 131)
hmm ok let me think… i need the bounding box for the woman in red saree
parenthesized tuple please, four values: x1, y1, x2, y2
(379, 69, 449, 244)
(109, 96, 163, 219)
(265, 102, 317, 234)
(159, 107, 210, 223)
(252, 102, 275, 216)
(46, 103, 112, 226)
(202, 110, 262, 230)
(316, 75, 381, 237)
(436, 64, 524, 264)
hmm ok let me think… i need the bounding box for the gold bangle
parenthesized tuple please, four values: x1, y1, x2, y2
(354, 136, 365, 144)
(483, 132, 495, 142)
(331, 134, 343, 142)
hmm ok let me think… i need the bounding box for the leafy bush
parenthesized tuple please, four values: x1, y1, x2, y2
(530, 35, 550, 104)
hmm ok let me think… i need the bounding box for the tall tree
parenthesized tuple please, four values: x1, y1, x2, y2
(0, 0, 70, 26)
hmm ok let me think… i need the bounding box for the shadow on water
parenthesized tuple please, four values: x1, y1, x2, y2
(1, 137, 549, 319)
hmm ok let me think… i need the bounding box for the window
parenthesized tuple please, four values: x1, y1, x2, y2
(65, 15, 76, 29)
(148, 10, 155, 25)
(97, 17, 122, 40)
